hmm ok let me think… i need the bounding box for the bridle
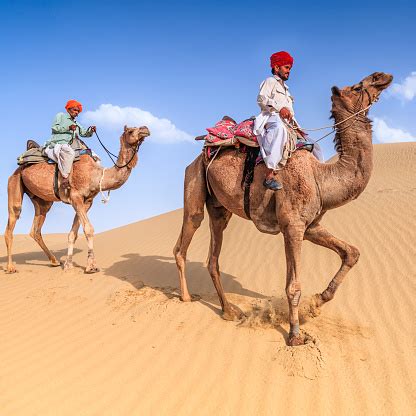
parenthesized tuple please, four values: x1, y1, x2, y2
(95, 130, 143, 169)
(288, 82, 380, 144)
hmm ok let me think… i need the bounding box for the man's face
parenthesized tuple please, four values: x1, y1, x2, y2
(67, 107, 80, 118)
(275, 64, 292, 81)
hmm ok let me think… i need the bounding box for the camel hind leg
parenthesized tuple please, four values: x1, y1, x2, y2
(206, 199, 244, 321)
(5, 170, 24, 273)
(173, 155, 207, 302)
(29, 196, 60, 267)
(304, 223, 360, 308)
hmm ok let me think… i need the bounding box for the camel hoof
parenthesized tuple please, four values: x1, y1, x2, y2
(63, 262, 73, 271)
(180, 295, 192, 302)
(85, 267, 100, 274)
(288, 334, 305, 347)
(222, 303, 245, 321)
(5, 266, 17, 274)
(308, 294, 323, 317)
(50, 260, 61, 268)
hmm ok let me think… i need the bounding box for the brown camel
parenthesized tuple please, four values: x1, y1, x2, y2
(5, 125, 150, 274)
(174, 72, 393, 346)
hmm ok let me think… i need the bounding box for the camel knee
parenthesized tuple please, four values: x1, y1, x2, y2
(343, 245, 360, 267)
(189, 212, 204, 229)
(286, 282, 302, 307)
(8, 206, 22, 221)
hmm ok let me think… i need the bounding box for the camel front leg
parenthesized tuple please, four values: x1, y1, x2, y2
(71, 197, 99, 274)
(64, 200, 93, 271)
(304, 223, 360, 307)
(283, 223, 305, 346)
(64, 214, 80, 271)
(206, 200, 244, 321)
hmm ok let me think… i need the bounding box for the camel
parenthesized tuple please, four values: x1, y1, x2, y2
(174, 72, 393, 346)
(5, 125, 150, 274)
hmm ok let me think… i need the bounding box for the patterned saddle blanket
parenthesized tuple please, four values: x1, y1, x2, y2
(203, 116, 259, 148)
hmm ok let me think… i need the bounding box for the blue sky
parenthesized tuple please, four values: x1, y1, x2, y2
(1, 0, 415, 234)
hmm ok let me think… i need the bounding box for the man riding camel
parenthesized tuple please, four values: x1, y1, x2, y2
(254, 51, 323, 191)
(44, 100, 96, 190)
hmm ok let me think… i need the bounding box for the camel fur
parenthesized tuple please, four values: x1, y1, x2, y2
(173, 72, 393, 346)
(5, 125, 150, 274)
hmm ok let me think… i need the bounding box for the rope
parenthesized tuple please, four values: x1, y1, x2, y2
(205, 145, 223, 195)
(99, 168, 111, 204)
(94, 131, 138, 169)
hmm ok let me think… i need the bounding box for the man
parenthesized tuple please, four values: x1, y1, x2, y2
(44, 100, 96, 190)
(253, 51, 320, 191)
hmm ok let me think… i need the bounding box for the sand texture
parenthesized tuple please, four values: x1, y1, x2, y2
(1, 143, 415, 415)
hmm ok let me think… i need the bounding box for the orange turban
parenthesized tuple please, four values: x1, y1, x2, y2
(65, 99, 83, 112)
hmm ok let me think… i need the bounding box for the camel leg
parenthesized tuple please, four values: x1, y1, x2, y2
(64, 200, 93, 271)
(283, 223, 305, 346)
(206, 200, 244, 321)
(4, 172, 24, 273)
(304, 223, 360, 307)
(63, 214, 80, 271)
(173, 155, 207, 302)
(29, 197, 60, 267)
(71, 196, 99, 274)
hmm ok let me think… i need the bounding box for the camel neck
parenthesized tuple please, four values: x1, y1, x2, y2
(100, 138, 138, 191)
(319, 109, 373, 210)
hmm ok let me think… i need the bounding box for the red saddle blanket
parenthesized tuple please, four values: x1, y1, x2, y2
(204, 117, 258, 147)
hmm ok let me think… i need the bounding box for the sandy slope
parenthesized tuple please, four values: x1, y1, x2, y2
(0, 143, 415, 415)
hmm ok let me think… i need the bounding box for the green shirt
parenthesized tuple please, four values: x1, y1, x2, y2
(45, 112, 93, 147)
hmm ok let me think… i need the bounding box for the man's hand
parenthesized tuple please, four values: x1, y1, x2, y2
(69, 124, 77, 131)
(279, 107, 292, 121)
(89, 126, 96, 133)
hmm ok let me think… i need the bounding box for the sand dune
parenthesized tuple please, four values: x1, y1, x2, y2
(0, 142, 415, 415)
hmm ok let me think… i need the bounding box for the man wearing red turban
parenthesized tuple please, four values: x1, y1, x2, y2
(253, 51, 321, 191)
(44, 100, 96, 190)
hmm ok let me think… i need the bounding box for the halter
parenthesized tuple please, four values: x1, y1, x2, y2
(288, 82, 379, 144)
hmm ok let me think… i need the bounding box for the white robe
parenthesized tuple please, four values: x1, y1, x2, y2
(254, 75, 324, 168)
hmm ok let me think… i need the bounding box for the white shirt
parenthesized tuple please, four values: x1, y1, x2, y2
(257, 75, 295, 116)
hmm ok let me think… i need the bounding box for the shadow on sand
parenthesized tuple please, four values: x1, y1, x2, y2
(0, 248, 82, 270)
(103, 253, 268, 317)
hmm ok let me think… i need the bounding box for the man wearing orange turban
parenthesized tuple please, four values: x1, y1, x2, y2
(253, 51, 322, 191)
(44, 100, 96, 190)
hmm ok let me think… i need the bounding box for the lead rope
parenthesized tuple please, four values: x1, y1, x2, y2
(99, 168, 111, 204)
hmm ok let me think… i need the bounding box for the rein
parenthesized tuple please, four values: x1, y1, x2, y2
(288, 85, 379, 145)
(94, 131, 139, 169)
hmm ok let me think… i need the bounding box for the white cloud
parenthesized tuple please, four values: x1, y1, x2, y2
(81, 104, 193, 143)
(389, 71, 416, 101)
(373, 117, 416, 143)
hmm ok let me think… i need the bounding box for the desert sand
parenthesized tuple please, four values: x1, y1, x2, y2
(0, 142, 415, 415)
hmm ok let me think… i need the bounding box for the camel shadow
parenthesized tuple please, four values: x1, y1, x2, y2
(0, 248, 82, 269)
(103, 253, 267, 317)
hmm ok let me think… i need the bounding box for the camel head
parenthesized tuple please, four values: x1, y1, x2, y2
(122, 125, 150, 148)
(331, 72, 393, 115)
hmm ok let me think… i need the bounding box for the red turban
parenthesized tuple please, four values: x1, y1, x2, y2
(270, 51, 294, 68)
(65, 99, 83, 112)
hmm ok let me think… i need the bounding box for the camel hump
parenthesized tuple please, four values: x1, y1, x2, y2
(27, 139, 41, 150)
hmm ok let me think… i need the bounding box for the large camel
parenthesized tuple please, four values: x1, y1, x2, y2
(5, 126, 150, 274)
(174, 72, 393, 346)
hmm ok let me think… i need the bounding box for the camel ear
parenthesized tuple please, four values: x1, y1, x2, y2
(331, 86, 341, 96)
(124, 125, 127, 132)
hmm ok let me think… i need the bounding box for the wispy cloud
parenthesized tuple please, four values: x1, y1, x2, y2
(82, 104, 193, 143)
(389, 71, 416, 101)
(373, 117, 416, 143)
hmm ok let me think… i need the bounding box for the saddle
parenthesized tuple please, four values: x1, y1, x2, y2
(17, 138, 94, 167)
